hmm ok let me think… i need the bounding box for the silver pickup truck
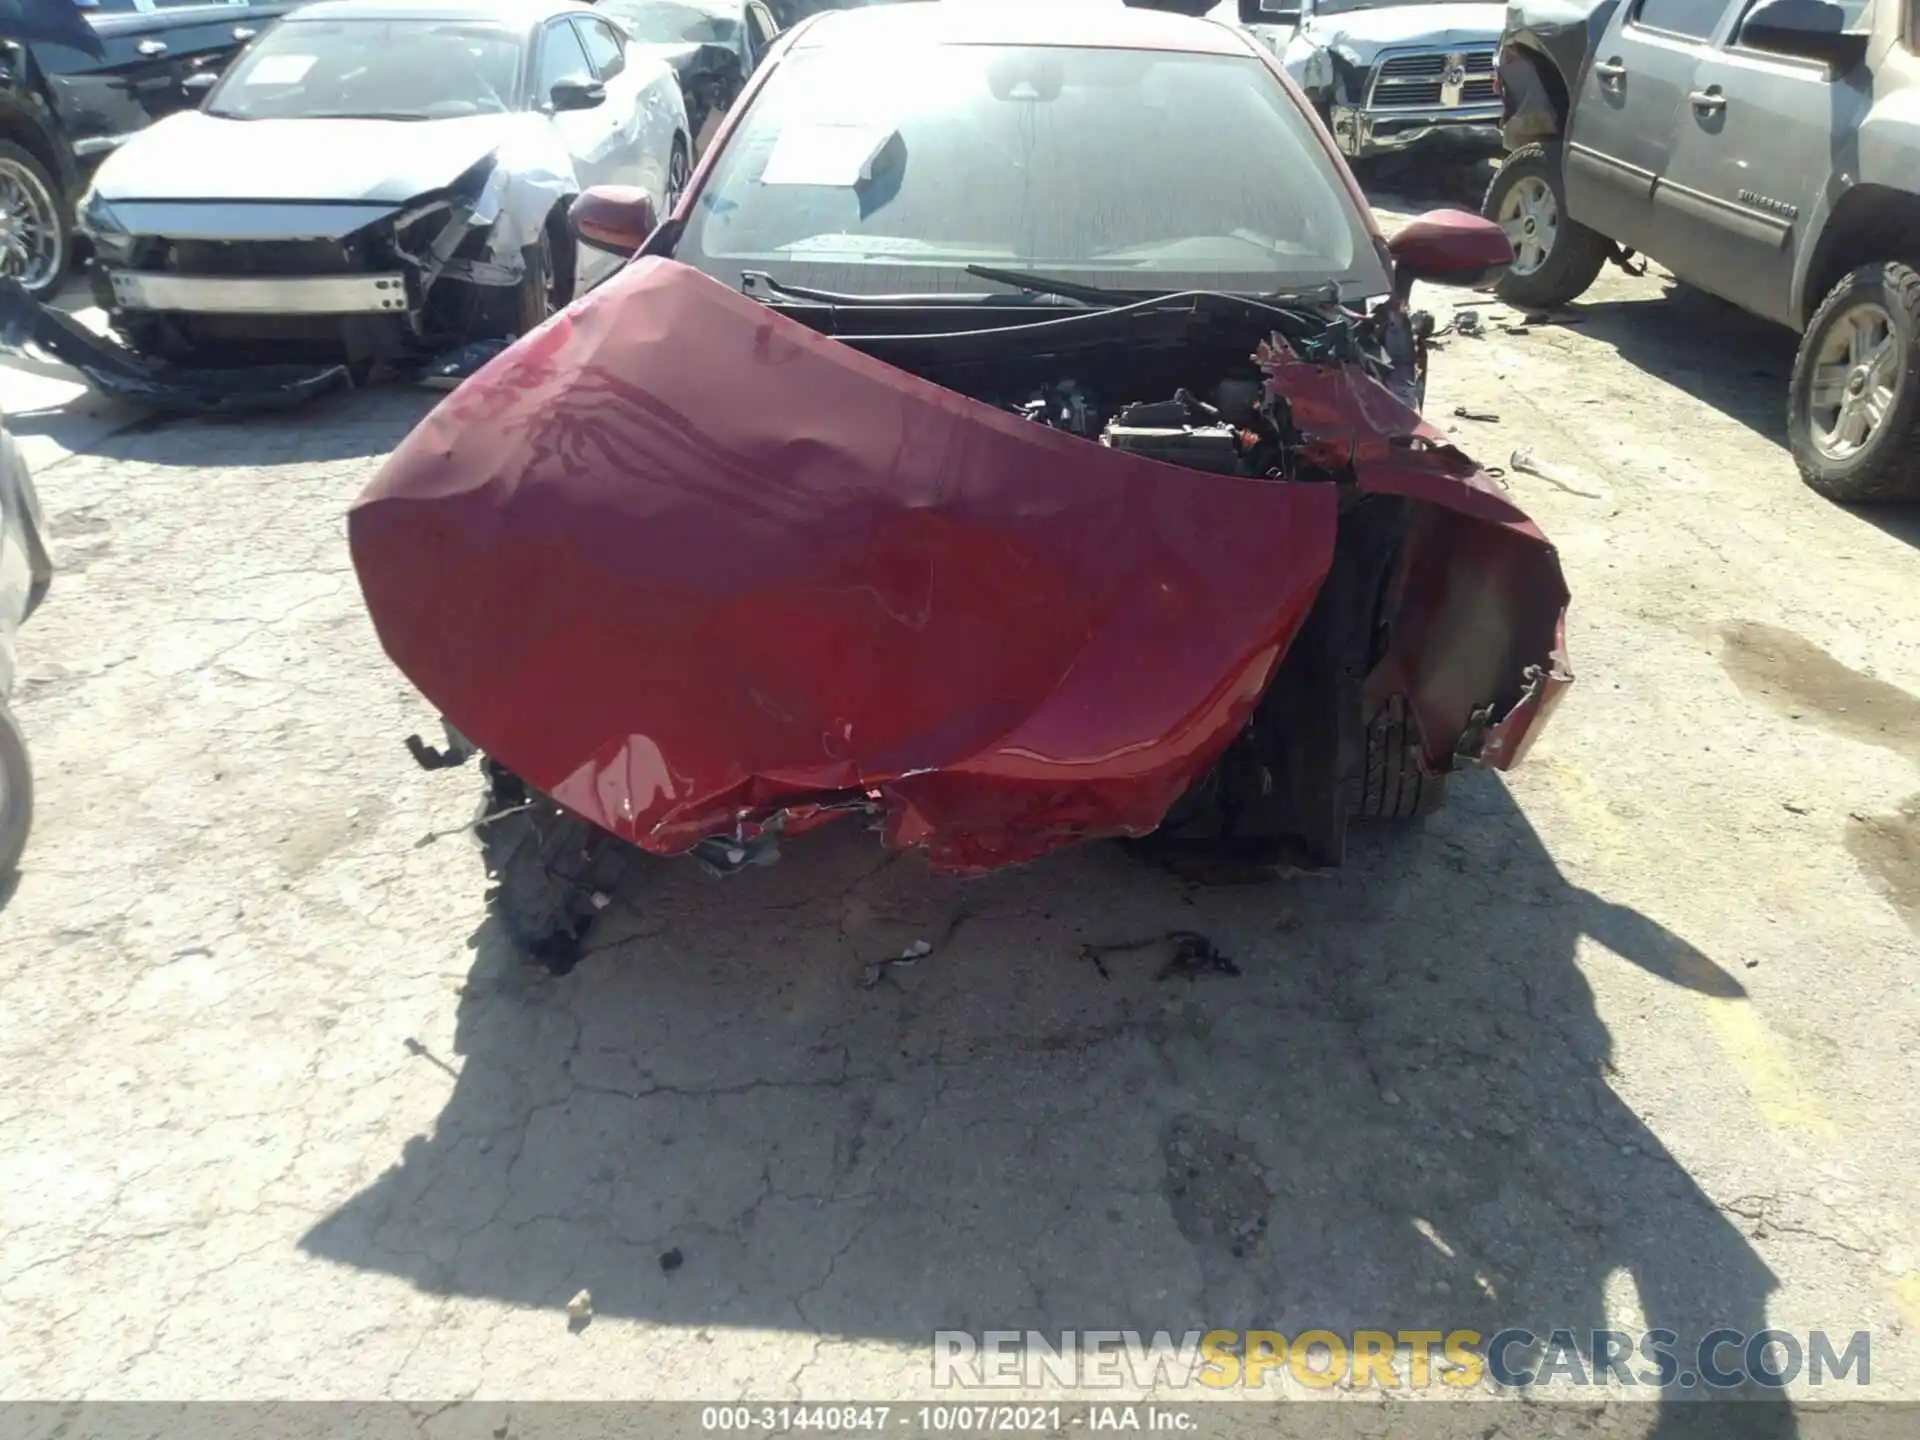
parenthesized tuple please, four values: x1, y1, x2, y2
(1491, 0, 1920, 503)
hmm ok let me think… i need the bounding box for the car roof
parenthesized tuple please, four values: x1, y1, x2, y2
(789, 0, 1261, 58)
(286, 0, 598, 25)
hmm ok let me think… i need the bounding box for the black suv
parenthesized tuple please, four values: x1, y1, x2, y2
(2, 0, 301, 299)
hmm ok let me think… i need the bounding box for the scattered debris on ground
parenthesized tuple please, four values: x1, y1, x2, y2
(859, 939, 932, 990)
(659, 1248, 684, 1273)
(1453, 405, 1501, 423)
(1079, 930, 1241, 982)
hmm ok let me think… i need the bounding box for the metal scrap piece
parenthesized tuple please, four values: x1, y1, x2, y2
(1510, 447, 1606, 499)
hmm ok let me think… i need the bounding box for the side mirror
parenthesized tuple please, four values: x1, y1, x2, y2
(1239, 0, 1303, 23)
(1738, 0, 1868, 69)
(182, 70, 220, 98)
(549, 75, 607, 112)
(569, 185, 659, 254)
(1387, 209, 1513, 299)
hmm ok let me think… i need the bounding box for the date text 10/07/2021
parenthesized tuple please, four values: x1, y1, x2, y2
(701, 1406, 1197, 1432)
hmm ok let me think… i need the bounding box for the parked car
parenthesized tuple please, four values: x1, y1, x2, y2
(348, 0, 1571, 969)
(75, 0, 690, 365)
(0, 405, 51, 878)
(1226, 0, 1505, 159)
(593, 0, 780, 155)
(1, 0, 306, 299)
(1491, 0, 1920, 502)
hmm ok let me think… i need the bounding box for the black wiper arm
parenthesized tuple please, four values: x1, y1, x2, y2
(963, 264, 1132, 306)
(740, 270, 1069, 306)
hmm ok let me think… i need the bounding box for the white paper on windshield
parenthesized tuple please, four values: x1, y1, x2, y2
(245, 54, 318, 85)
(759, 125, 896, 187)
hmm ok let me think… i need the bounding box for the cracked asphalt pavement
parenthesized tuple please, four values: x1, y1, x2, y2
(2, 171, 1917, 1419)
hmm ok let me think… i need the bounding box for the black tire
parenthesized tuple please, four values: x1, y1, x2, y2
(1787, 261, 1920, 503)
(0, 139, 70, 301)
(1482, 143, 1609, 311)
(664, 135, 691, 214)
(1347, 694, 1447, 821)
(0, 701, 33, 879)
(476, 763, 639, 974)
(512, 221, 565, 335)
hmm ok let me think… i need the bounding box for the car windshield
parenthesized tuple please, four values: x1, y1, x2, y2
(674, 41, 1384, 298)
(600, 0, 739, 45)
(204, 19, 524, 122)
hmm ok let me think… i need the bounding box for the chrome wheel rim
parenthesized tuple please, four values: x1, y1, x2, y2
(0, 157, 61, 292)
(665, 145, 690, 214)
(1808, 301, 1900, 462)
(1496, 175, 1557, 278)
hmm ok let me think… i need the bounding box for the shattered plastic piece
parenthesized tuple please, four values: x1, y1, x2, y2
(1454, 310, 1485, 338)
(566, 1289, 593, 1326)
(0, 280, 349, 413)
(1453, 405, 1500, 423)
(405, 733, 473, 770)
(858, 939, 933, 990)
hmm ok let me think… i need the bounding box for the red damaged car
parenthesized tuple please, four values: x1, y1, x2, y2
(349, 0, 1572, 969)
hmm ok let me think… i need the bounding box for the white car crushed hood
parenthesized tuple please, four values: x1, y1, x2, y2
(88, 110, 552, 205)
(1279, 2, 1505, 89)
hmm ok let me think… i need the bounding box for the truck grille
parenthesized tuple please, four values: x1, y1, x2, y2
(1367, 48, 1497, 110)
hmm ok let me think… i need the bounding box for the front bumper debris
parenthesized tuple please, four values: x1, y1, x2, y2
(0, 279, 351, 413)
(1328, 103, 1504, 158)
(106, 271, 413, 316)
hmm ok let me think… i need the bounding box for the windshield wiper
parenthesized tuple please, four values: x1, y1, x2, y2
(963, 264, 1136, 306)
(740, 270, 1078, 306)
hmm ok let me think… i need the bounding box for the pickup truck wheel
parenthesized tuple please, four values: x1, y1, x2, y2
(0, 701, 33, 879)
(1789, 262, 1920, 502)
(1482, 144, 1607, 310)
(0, 141, 68, 301)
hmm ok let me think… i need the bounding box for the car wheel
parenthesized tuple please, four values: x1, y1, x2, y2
(1788, 261, 1920, 503)
(0, 140, 69, 301)
(664, 135, 691, 215)
(0, 701, 33, 879)
(1347, 694, 1447, 821)
(1482, 143, 1608, 311)
(513, 222, 563, 335)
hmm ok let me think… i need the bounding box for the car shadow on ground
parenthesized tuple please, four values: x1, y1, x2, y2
(1569, 280, 1799, 448)
(1567, 280, 1920, 550)
(303, 772, 1793, 1432)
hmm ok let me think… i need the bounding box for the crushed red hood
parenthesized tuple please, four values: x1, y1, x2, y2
(350, 258, 1569, 871)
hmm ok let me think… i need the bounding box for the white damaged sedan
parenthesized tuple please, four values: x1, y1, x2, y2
(76, 0, 689, 364)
